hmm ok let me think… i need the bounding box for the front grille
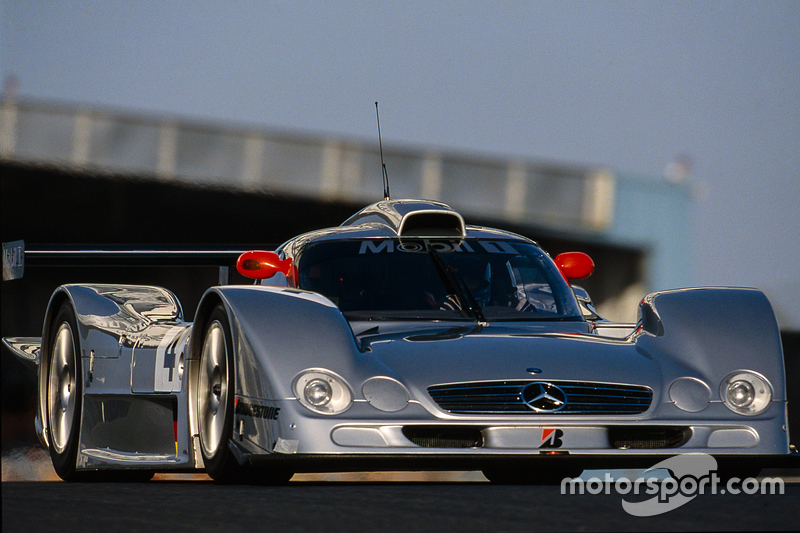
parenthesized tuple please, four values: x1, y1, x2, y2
(428, 380, 652, 415)
(609, 426, 691, 449)
(402, 426, 483, 448)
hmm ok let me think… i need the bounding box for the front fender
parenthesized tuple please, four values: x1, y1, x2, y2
(44, 284, 183, 356)
(635, 287, 786, 405)
(193, 286, 381, 402)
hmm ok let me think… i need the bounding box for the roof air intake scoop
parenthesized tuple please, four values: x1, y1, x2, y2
(399, 211, 466, 238)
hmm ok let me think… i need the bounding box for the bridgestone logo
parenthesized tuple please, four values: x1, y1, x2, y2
(235, 401, 280, 420)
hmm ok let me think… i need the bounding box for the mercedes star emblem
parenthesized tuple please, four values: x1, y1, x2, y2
(521, 382, 567, 412)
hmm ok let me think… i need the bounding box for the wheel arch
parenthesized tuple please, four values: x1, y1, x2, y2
(37, 287, 79, 449)
(187, 289, 228, 469)
(41, 287, 76, 363)
(189, 290, 227, 363)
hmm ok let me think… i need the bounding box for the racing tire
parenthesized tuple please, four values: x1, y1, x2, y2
(198, 304, 240, 482)
(46, 303, 83, 481)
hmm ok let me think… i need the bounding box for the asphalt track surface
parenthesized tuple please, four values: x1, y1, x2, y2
(3, 474, 798, 533)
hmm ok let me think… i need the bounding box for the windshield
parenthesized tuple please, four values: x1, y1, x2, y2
(298, 239, 582, 321)
(297, 238, 582, 321)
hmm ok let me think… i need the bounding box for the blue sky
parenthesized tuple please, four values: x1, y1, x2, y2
(2, 0, 799, 329)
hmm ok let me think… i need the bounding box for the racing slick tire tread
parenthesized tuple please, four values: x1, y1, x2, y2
(46, 303, 83, 481)
(198, 304, 240, 482)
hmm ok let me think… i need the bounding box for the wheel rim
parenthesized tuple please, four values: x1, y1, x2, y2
(198, 320, 229, 458)
(48, 323, 77, 454)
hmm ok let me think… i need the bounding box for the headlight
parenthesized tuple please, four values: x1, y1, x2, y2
(720, 371, 772, 416)
(293, 370, 353, 415)
(305, 379, 333, 407)
(728, 380, 755, 408)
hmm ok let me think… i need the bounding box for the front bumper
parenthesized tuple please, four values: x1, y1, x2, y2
(232, 397, 795, 475)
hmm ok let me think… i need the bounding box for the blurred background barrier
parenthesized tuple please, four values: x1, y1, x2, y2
(1, 97, 616, 231)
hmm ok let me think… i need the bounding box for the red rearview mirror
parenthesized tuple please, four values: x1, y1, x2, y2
(554, 252, 595, 281)
(236, 251, 293, 280)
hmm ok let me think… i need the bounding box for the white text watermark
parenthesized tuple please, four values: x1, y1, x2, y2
(560, 454, 784, 516)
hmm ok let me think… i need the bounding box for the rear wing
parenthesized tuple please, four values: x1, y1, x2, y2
(2, 337, 40, 371)
(2, 240, 258, 284)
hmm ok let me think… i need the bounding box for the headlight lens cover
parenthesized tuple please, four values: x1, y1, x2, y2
(720, 371, 772, 416)
(669, 377, 711, 412)
(293, 370, 353, 415)
(305, 379, 333, 407)
(362, 376, 410, 412)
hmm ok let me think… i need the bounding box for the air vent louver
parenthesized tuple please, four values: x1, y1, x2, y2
(428, 380, 653, 415)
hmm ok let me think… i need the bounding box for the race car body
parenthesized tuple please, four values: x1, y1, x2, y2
(2, 199, 795, 482)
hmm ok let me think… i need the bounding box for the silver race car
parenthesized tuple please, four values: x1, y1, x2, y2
(3, 199, 796, 483)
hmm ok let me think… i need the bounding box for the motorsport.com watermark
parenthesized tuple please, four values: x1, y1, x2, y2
(560, 454, 784, 517)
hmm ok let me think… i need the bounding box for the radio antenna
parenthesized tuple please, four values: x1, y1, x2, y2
(375, 101, 390, 200)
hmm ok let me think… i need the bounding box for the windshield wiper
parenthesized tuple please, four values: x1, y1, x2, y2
(426, 245, 488, 325)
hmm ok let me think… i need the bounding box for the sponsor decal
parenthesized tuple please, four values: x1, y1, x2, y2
(154, 326, 189, 393)
(358, 239, 525, 255)
(560, 453, 785, 517)
(539, 428, 564, 448)
(235, 398, 280, 420)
